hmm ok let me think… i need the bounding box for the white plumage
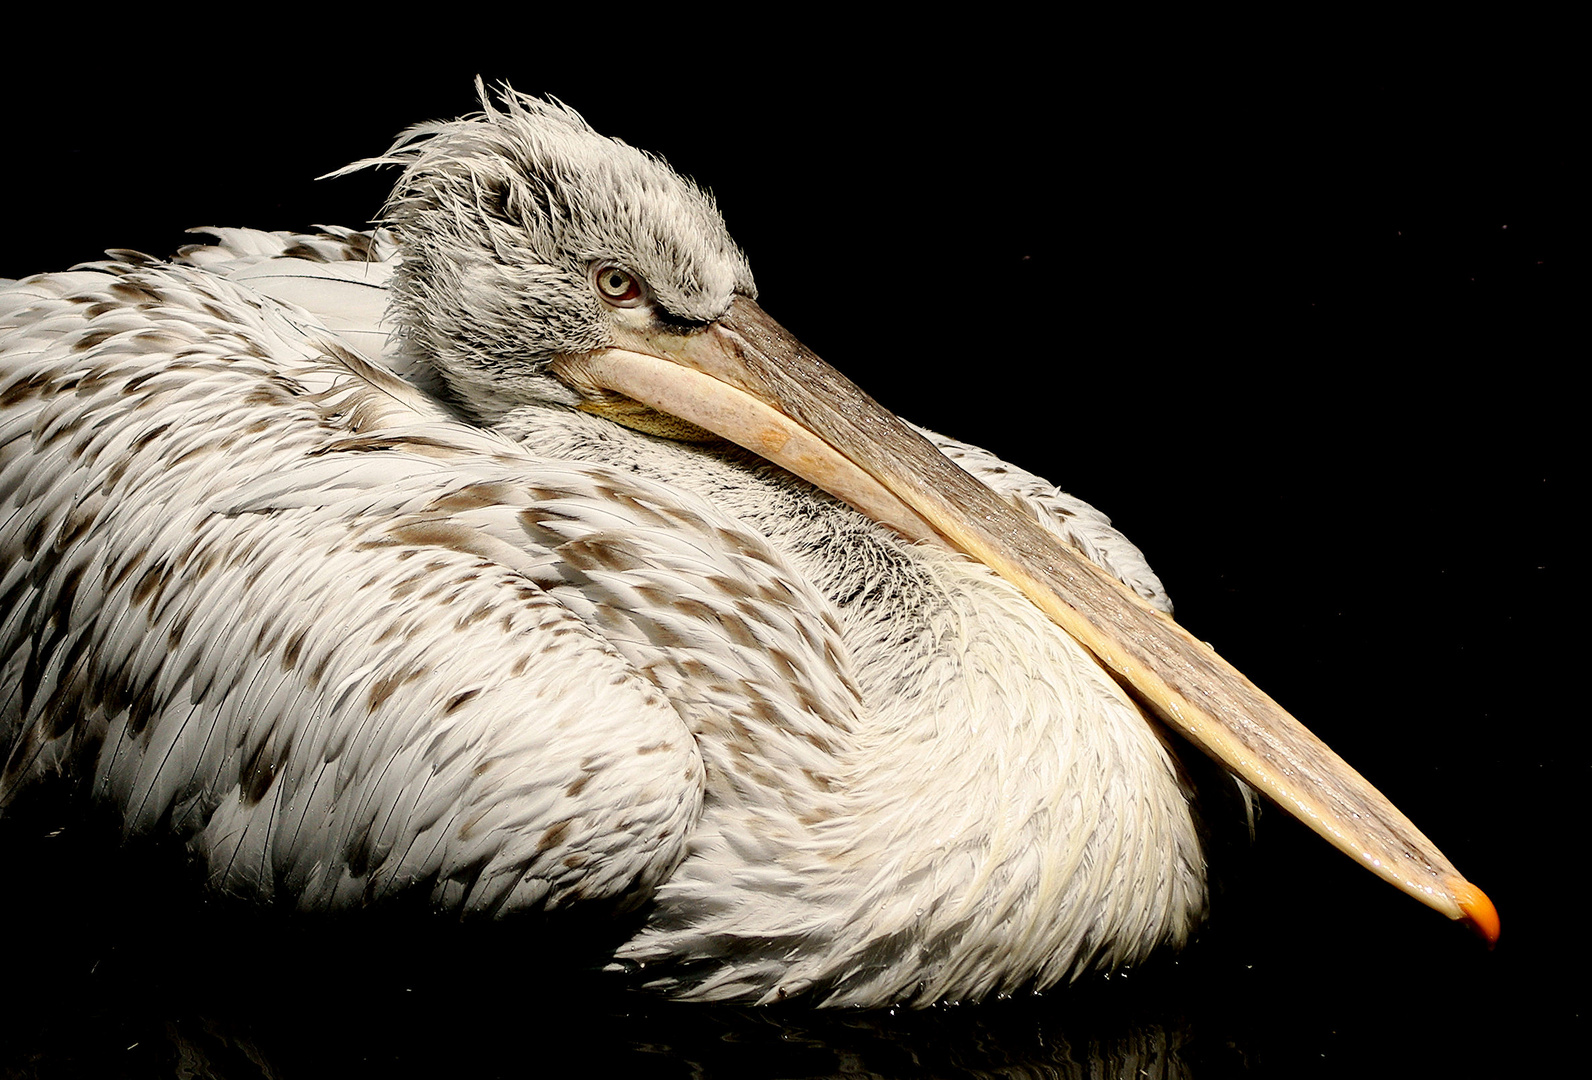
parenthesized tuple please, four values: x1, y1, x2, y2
(0, 85, 1489, 1008)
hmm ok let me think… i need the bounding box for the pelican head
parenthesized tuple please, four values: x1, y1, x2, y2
(353, 91, 754, 423)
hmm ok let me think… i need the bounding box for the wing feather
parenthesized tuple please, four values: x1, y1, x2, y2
(1, 256, 705, 917)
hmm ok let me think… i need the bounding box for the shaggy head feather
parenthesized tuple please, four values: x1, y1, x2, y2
(341, 80, 756, 418)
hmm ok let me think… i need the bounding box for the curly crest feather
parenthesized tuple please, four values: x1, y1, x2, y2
(331, 79, 755, 420)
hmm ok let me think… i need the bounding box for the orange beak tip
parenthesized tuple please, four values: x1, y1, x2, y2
(1450, 879, 1501, 947)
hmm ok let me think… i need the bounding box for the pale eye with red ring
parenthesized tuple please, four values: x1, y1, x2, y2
(592, 264, 646, 307)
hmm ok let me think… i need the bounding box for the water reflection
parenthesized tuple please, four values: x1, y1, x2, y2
(11, 963, 1204, 1079)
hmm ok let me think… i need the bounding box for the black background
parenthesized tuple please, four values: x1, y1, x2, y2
(1, 27, 1576, 1078)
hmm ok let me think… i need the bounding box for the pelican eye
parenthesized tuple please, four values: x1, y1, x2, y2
(592, 264, 646, 307)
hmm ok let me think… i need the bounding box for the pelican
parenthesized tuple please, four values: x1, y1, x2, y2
(0, 83, 1494, 1007)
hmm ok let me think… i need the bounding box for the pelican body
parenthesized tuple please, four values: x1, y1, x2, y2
(0, 85, 1492, 1007)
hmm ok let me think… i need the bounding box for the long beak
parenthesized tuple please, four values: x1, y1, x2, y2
(551, 295, 1499, 943)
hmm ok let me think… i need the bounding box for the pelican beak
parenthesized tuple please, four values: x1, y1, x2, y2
(550, 295, 1499, 944)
